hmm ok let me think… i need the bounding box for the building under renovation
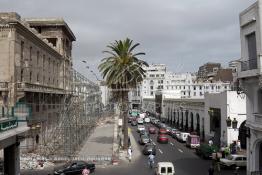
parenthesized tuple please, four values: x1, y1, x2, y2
(0, 12, 102, 174)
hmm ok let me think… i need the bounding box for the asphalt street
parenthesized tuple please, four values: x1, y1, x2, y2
(22, 122, 247, 175)
(94, 122, 246, 175)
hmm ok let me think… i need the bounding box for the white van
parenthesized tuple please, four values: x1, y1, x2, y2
(177, 132, 190, 142)
(155, 162, 175, 175)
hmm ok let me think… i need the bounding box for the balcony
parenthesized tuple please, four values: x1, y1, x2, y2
(237, 58, 261, 79)
(241, 58, 257, 71)
(17, 82, 65, 94)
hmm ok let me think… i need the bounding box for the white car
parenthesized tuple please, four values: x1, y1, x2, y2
(144, 117, 150, 123)
(137, 125, 145, 133)
(219, 155, 247, 168)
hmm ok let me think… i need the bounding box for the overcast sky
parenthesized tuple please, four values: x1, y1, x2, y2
(0, 0, 257, 81)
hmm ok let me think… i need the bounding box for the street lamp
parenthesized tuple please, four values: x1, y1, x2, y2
(232, 118, 238, 129)
(226, 117, 232, 127)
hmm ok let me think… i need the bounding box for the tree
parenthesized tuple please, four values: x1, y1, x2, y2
(98, 38, 148, 149)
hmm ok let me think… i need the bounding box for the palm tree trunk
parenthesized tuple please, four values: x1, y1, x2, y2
(123, 91, 129, 149)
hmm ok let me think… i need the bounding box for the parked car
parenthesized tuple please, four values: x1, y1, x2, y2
(186, 135, 200, 148)
(196, 144, 219, 159)
(155, 162, 175, 175)
(148, 127, 156, 134)
(131, 120, 137, 126)
(143, 143, 156, 155)
(158, 128, 167, 135)
(139, 135, 150, 145)
(54, 161, 95, 175)
(177, 132, 190, 142)
(157, 134, 169, 144)
(219, 154, 247, 169)
(137, 125, 145, 133)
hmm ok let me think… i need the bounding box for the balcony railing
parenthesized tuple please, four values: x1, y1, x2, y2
(241, 58, 258, 71)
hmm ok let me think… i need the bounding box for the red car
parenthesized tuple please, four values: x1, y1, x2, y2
(158, 128, 167, 134)
(148, 127, 156, 134)
(157, 134, 169, 143)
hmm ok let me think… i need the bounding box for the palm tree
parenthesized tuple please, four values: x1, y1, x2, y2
(99, 38, 148, 149)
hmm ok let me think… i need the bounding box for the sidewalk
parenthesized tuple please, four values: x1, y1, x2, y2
(118, 126, 142, 164)
(77, 116, 115, 165)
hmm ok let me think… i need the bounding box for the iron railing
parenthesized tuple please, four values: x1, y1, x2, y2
(241, 58, 258, 71)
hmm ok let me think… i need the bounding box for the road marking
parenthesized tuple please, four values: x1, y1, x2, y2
(178, 149, 183, 153)
(170, 142, 174, 146)
(152, 142, 156, 145)
(158, 149, 163, 154)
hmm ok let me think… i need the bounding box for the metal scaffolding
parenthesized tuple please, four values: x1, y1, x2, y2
(38, 69, 103, 157)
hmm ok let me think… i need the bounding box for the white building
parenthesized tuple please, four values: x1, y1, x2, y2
(237, 1, 262, 173)
(145, 91, 246, 147)
(204, 91, 246, 147)
(141, 64, 231, 100)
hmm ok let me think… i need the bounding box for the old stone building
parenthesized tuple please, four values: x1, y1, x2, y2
(0, 12, 76, 153)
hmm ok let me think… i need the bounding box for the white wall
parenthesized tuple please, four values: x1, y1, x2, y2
(204, 91, 246, 146)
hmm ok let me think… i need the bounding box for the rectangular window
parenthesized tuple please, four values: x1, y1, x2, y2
(193, 86, 196, 90)
(43, 54, 45, 69)
(29, 46, 32, 61)
(167, 167, 172, 173)
(246, 32, 257, 69)
(150, 86, 153, 90)
(161, 167, 166, 173)
(21, 41, 24, 61)
(37, 51, 40, 65)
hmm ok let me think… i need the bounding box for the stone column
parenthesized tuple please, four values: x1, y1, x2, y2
(4, 143, 20, 175)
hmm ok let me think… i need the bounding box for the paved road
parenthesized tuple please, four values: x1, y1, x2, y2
(94, 123, 246, 175)
(22, 122, 246, 175)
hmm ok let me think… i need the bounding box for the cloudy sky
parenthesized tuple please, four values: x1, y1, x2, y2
(0, 0, 257, 80)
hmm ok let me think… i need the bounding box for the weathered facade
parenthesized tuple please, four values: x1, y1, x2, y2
(0, 12, 76, 154)
(238, 1, 262, 173)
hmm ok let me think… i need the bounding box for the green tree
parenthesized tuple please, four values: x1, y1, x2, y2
(99, 38, 148, 149)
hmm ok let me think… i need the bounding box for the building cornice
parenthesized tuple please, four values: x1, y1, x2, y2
(7, 21, 63, 60)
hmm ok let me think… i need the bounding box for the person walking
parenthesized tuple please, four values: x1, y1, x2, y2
(127, 146, 132, 162)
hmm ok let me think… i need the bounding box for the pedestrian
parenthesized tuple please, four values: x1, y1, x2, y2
(128, 136, 131, 147)
(127, 146, 132, 162)
(208, 139, 213, 146)
(208, 165, 214, 175)
(237, 140, 241, 152)
(82, 166, 90, 175)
